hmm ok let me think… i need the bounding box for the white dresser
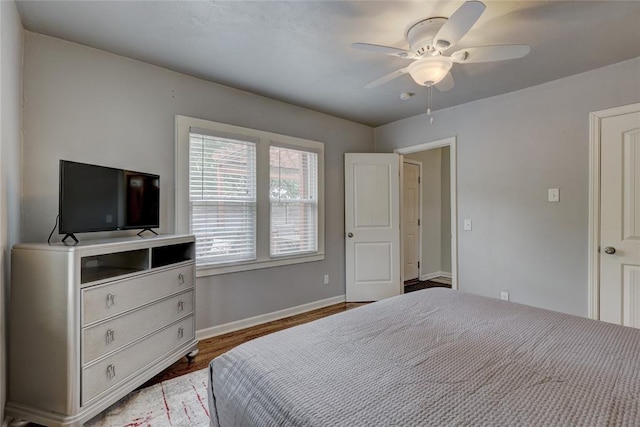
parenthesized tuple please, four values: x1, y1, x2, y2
(6, 234, 198, 426)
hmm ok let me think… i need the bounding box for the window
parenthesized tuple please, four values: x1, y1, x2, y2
(270, 146, 318, 257)
(176, 116, 324, 276)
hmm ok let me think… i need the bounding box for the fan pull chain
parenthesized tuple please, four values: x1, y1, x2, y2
(427, 84, 434, 124)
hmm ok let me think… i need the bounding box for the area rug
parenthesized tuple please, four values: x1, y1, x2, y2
(85, 369, 210, 427)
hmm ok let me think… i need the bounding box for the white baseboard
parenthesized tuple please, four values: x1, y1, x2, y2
(196, 295, 346, 340)
(420, 271, 452, 281)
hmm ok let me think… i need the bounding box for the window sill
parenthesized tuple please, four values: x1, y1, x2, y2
(195, 253, 325, 277)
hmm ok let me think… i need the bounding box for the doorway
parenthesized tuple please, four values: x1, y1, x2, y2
(396, 137, 457, 290)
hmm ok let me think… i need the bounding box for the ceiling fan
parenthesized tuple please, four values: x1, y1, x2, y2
(352, 1, 530, 92)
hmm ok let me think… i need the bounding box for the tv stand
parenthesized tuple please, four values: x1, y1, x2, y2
(137, 228, 158, 237)
(7, 234, 197, 426)
(61, 233, 78, 243)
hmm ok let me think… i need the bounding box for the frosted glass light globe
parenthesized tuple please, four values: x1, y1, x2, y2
(408, 57, 453, 86)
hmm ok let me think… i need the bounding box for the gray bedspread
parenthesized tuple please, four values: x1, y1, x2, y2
(208, 288, 640, 426)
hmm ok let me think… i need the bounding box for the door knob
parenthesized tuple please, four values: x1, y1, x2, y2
(347, 232, 354, 238)
(603, 246, 616, 255)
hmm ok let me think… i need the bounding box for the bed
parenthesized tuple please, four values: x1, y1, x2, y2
(207, 288, 640, 426)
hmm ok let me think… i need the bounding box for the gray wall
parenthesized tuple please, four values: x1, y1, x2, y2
(21, 33, 373, 332)
(0, 0, 23, 422)
(375, 57, 640, 317)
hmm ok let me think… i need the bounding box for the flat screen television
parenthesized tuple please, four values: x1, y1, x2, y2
(59, 160, 159, 241)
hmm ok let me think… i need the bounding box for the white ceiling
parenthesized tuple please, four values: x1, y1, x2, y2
(15, 1, 640, 127)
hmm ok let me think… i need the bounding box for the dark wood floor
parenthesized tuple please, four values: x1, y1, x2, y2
(404, 279, 452, 293)
(142, 302, 367, 388)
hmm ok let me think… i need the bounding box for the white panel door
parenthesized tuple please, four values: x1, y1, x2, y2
(345, 153, 401, 301)
(403, 161, 420, 281)
(599, 111, 640, 326)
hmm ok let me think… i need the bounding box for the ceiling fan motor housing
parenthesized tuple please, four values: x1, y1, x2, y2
(406, 17, 447, 56)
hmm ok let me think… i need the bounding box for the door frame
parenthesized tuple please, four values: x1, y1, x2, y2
(394, 136, 458, 290)
(402, 159, 423, 282)
(588, 103, 640, 320)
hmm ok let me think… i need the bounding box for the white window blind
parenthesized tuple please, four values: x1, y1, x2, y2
(270, 145, 318, 257)
(177, 115, 325, 275)
(189, 131, 256, 265)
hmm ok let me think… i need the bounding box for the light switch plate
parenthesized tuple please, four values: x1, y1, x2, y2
(548, 188, 560, 202)
(463, 219, 472, 231)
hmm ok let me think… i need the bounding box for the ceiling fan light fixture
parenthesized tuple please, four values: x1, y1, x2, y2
(408, 57, 453, 86)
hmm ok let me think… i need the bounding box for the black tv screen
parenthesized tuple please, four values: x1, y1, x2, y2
(59, 160, 159, 235)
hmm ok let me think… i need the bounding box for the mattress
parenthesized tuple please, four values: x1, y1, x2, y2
(208, 288, 640, 426)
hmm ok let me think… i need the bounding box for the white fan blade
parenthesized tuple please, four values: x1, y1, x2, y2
(365, 67, 409, 89)
(434, 1, 486, 51)
(451, 45, 531, 63)
(435, 72, 454, 92)
(351, 43, 418, 59)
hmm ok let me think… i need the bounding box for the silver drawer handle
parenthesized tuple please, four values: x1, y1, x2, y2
(178, 273, 185, 285)
(178, 327, 184, 339)
(106, 329, 115, 344)
(106, 293, 116, 308)
(106, 364, 116, 380)
(178, 300, 184, 312)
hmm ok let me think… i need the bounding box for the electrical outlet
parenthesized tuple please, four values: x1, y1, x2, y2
(500, 291, 509, 301)
(324, 274, 329, 285)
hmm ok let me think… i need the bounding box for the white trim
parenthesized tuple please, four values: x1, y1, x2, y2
(395, 137, 455, 154)
(588, 103, 640, 320)
(195, 295, 346, 340)
(420, 271, 452, 281)
(394, 137, 458, 291)
(5, 417, 29, 427)
(196, 254, 325, 277)
(399, 159, 405, 289)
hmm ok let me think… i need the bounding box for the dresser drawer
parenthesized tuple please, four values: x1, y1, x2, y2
(82, 263, 193, 326)
(82, 315, 195, 405)
(82, 290, 194, 364)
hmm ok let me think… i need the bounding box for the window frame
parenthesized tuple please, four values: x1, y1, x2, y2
(175, 115, 325, 277)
